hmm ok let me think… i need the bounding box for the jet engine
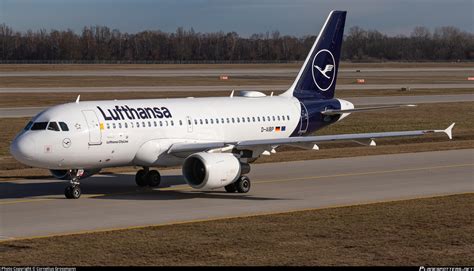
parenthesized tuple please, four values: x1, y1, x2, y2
(50, 169, 101, 180)
(182, 152, 250, 190)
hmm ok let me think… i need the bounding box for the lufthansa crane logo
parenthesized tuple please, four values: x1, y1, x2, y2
(312, 49, 336, 91)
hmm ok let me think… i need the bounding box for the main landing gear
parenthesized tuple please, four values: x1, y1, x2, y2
(64, 169, 83, 199)
(135, 167, 161, 188)
(225, 176, 251, 194)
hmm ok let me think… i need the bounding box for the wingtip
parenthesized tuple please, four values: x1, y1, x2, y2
(445, 122, 455, 140)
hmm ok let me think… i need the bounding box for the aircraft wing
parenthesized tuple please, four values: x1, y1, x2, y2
(167, 123, 455, 155)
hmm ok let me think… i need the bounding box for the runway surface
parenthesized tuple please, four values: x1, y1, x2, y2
(1, 94, 472, 118)
(0, 149, 472, 240)
(1, 83, 473, 93)
(1, 67, 473, 77)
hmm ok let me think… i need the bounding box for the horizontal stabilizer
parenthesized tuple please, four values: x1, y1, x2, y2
(321, 104, 416, 115)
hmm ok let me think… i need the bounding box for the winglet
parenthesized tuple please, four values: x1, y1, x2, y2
(444, 123, 455, 140)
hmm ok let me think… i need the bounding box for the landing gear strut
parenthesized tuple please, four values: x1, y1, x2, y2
(226, 176, 251, 193)
(135, 167, 161, 187)
(64, 169, 83, 199)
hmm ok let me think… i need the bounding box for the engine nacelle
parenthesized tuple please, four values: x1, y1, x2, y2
(50, 169, 101, 180)
(182, 152, 248, 190)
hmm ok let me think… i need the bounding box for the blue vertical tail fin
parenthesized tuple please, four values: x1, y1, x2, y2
(281, 10, 346, 100)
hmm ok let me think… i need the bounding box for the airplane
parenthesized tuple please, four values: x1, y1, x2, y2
(10, 11, 455, 199)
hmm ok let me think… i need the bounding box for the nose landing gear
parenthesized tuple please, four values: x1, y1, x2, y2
(135, 167, 161, 187)
(64, 169, 83, 199)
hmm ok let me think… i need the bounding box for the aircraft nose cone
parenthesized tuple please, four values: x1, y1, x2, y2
(10, 135, 36, 162)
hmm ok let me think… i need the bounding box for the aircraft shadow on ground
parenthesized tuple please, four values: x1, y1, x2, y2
(0, 173, 289, 201)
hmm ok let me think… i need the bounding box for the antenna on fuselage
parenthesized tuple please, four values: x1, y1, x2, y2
(230, 90, 234, 98)
(75, 95, 81, 103)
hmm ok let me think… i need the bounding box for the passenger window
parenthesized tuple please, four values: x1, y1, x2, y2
(272, 116, 276, 121)
(112, 123, 116, 129)
(137, 122, 140, 128)
(142, 121, 146, 127)
(216, 119, 219, 124)
(171, 120, 174, 126)
(160, 121, 163, 127)
(221, 118, 225, 123)
(58, 122, 69, 131)
(200, 119, 203, 125)
(210, 119, 213, 124)
(236, 118, 240, 123)
(247, 117, 250, 122)
(118, 123, 122, 129)
(232, 118, 235, 123)
(227, 118, 230, 123)
(165, 120, 168, 126)
(287, 115, 290, 120)
(252, 117, 255, 122)
(180, 120, 183, 126)
(106, 123, 110, 129)
(31, 122, 48, 130)
(257, 117, 260, 122)
(125, 123, 128, 128)
(131, 122, 134, 128)
(205, 119, 208, 124)
(47, 122, 60, 131)
(188, 119, 192, 125)
(267, 116, 271, 121)
(154, 121, 157, 127)
(194, 120, 197, 125)
(277, 116, 280, 121)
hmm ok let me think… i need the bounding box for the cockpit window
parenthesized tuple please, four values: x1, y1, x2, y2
(31, 122, 48, 130)
(59, 122, 69, 131)
(47, 122, 60, 131)
(24, 121, 33, 130)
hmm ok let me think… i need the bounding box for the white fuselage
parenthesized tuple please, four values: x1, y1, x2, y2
(11, 95, 303, 170)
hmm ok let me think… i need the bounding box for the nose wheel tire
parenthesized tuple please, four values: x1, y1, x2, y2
(65, 185, 81, 199)
(235, 176, 251, 193)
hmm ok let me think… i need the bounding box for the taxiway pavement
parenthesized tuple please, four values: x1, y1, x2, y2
(0, 149, 472, 240)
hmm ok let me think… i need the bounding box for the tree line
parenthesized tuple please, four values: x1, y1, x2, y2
(0, 24, 473, 62)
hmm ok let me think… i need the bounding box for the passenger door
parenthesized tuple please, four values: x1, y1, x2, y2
(82, 110, 102, 145)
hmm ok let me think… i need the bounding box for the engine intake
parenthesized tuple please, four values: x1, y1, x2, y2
(182, 152, 248, 190)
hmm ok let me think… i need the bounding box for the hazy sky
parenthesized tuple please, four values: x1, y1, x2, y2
(1, 0, 472, 37)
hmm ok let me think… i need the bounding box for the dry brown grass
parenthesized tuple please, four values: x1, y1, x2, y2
(1, 61, 473, 72)
(0, 194, 472, 266)
(0, 76, 293, 88)
(1, 74, 471, 88)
